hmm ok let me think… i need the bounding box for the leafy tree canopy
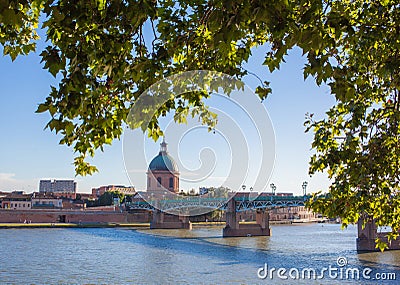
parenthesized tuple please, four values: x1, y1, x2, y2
(94, 190, 124, 206)
(1, 0, 399, 249)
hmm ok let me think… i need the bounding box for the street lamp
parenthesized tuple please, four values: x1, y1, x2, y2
(270, 183, 276, 195)
(302, 181, 308, 196)
(248, 186, 256, 201)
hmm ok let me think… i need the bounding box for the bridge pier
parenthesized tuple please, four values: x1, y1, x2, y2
(223, 199, 271, 237)
(357, 217, 400, 252)
(150, 209, 192, 230)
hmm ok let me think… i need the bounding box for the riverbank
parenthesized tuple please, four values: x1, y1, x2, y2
(0, 222, 150, 229)
(0, 221, 225, 229)
(0, 220, 328, 229)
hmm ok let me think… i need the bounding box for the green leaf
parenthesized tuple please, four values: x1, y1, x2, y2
(36, 103, 48, 113)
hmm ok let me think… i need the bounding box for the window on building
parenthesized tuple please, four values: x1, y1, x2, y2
(157, 177, 161, 187)
(148, 177, 151, 188)
(169, 178, 173, 188)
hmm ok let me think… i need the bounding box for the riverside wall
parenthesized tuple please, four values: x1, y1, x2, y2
(0, 209, 151, 223)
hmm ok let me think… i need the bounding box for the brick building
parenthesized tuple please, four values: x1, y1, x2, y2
(147, 139, 179, 193)
(91, 185, 136, 197)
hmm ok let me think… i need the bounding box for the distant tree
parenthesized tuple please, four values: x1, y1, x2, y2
(1, 0, 399, 249)
(209, 209, 224, 222)
(124, 194, 133, 203)
(95, 190, 124, 206)
(111, 190, 125, 204)
(75, 193, 82, 201)
(208, 186, 230, 198)
(97, 192, 113, 206)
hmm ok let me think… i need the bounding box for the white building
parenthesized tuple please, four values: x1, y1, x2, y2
(1, 193, 32, 210)
(31, 196, 63, 209)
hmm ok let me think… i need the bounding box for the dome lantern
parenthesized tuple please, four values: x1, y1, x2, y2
(160, 137, 168, 154)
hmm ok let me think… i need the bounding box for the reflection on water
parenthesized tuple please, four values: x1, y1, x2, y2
(0, 223, 399, 284)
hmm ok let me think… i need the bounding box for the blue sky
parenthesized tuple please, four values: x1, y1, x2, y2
(0, 37, 335, 194)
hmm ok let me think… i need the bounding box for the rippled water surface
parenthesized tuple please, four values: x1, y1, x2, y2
(0, 223, 399, 284)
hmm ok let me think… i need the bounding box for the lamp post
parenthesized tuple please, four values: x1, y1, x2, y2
(270, 183, 276, 195)
(302, 181, 308, 196)
(248, 186, 255, 202)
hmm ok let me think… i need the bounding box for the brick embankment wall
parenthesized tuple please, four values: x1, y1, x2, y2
(0, 210, 150, 223)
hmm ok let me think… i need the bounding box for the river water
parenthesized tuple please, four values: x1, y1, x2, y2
(0, 223, 399, 284)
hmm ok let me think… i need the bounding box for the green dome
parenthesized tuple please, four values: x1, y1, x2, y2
(148, 139, 179, 172)
(149, 153, 179, 172)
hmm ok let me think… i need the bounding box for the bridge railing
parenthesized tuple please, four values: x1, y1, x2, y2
(126, 197, 229, 211)
(233, 195, 311, 202)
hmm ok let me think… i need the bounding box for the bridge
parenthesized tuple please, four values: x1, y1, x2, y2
(127, 195, 308, 237)
(127, 195, 307, 212)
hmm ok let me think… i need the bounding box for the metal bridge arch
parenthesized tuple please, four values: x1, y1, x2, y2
(126, 196, 308, 213)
